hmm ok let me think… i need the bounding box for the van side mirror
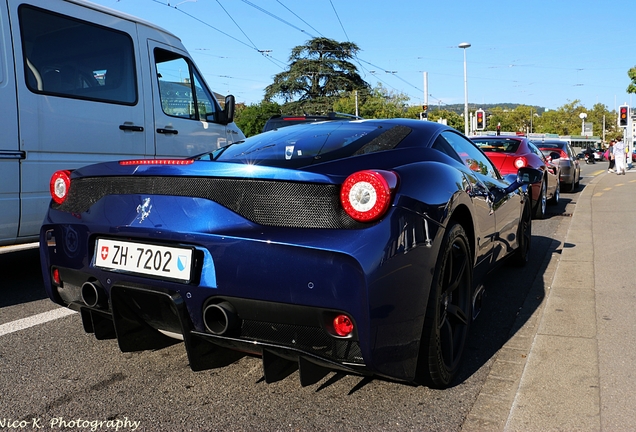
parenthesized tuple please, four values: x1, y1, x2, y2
(222, 94, 235, 125)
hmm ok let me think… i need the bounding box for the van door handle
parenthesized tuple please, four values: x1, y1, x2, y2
(119, 124, 144, 132)
(0, 151, 26, 160)
(157, 128, 179, 135)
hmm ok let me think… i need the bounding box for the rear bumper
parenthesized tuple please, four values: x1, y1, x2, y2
(40, 205, 440, 384)
(78, 286, 368, 386)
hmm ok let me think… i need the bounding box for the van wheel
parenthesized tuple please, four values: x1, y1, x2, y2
(415, 224, 472, 388)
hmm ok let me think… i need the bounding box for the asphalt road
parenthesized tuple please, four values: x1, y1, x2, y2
(0, 162, 604, 432)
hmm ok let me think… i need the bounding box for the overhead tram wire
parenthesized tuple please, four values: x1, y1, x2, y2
(275, 0, 324, 38)
(322, 1, 424, 104)
(355, 58, 422, 102)
(328, 0, 349, 42)
(150, 0, 287, 69)
(239, 0, 316, 38)
(155, 0, 426, 104)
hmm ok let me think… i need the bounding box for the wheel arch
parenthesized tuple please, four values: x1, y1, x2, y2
(447, 204, 475, 266)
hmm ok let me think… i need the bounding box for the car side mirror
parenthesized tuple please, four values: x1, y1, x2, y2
(550, 152, 560, 161)
(503, 167, 542, 194)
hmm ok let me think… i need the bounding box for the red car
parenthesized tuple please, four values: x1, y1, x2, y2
(471, 136, 560, 219)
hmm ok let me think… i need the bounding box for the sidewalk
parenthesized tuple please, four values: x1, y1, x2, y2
(464, 169, 636, 431)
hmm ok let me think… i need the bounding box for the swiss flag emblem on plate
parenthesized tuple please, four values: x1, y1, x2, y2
(101, 246, 109, 261)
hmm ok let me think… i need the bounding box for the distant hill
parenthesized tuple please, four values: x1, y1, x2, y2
(429, 103, 545, 115)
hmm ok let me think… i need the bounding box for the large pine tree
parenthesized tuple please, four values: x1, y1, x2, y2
(264, 37, 369, 109)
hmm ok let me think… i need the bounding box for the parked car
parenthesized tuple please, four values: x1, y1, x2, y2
(531, 139, 581, 192)
(470, 136, 560, 219)
(262, 112, 362, 132)
(40, 119, 540, 389)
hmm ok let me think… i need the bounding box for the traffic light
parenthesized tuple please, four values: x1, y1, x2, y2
(420, 105, 428, 121)
(619, 105, 630, 127)
(476, 109, 485, 130)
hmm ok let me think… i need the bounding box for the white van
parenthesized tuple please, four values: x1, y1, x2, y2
(0, 0, 245, 246)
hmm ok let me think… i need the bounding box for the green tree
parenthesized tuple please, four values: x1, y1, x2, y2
(427, 109, 464, 131)
(333, 84, 410, 119)
(627, 66, 636, 94)
(264, 37, 370, 111)
(233, 100, 281, 137)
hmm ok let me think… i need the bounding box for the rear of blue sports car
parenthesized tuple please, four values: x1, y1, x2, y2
(39, 120, 466, 386)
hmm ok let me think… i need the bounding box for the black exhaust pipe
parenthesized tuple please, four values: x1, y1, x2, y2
(203, 301, 240, 335)
(81, 281, 107, 309)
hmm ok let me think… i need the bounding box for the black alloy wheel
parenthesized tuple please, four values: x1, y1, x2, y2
(415, 223, 472, 388)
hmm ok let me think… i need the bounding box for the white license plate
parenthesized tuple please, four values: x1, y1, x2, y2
(95, 238, 193, 282)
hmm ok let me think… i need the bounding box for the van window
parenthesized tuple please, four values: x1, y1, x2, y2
(155, 48, 218, 121)
(19, 5, 137, 104)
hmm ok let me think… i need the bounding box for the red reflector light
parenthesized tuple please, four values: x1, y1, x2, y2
(50, 170, 72, 205)
(52, 268, 61, 286)
(282, 117, 307, 121)
(514, 157, 526, 169)
(340, 170, 398, 222)
(333, 314, 354, 337)
(119, 159, 194, 166)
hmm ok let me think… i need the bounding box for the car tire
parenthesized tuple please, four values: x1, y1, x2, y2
(414, 223, 472, 389)
(533, 180, 547, 219)
(510, 199, 532, 267)
(549, 180, 559, 205)
(574, 171, 580, 190)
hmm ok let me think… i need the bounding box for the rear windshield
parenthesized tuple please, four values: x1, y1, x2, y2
(262, 117, 324, 132)
(532, 142, 565, 150)
(214, 121, 412, 168)
(471, 138, 520, 153)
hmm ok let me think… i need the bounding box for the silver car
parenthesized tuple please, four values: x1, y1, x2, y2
(532, 139, 581, 192)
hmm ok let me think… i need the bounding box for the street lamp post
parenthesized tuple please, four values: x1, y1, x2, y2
(459, 42, 471, 136)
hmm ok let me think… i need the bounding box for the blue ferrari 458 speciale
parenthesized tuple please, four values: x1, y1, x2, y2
(40, 118, 540, 388)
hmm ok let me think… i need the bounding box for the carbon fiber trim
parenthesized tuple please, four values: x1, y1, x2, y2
(53, 176, 366, 229)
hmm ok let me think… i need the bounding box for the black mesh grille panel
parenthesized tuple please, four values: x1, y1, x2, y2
(54, 176, 366, 229)
(241, 320, 364, 364)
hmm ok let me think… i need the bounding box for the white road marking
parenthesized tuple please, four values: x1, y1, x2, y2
(0, 308, 76, 337)
(0, 242, 39, 254)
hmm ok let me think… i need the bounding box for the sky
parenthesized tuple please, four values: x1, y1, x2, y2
(88, 0, 636, 112)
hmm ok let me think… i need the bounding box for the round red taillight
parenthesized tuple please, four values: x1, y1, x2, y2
(50, 170, 72, 205)
(340, 170, 398, 222)
(333, 314, 354, 337)
(514, 157, 526, 169)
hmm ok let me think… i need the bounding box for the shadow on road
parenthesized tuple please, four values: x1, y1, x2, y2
(0, 247, 47, 307)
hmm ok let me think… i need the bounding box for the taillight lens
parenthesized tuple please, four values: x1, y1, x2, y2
(340, 170, 398, 222)
(514, 157, 526, 169)
(333, 314, 354, 337)
(50, 170, 71, 205)
(560, 150, 568, 159)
